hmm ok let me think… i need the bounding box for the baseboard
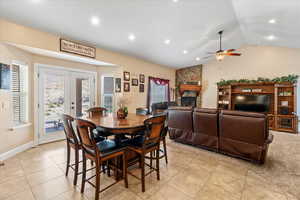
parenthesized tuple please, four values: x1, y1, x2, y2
(0, 141, 34, 161)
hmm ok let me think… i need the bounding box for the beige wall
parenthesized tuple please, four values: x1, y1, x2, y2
(0, 19, 175, 156)
(0, 44, 33, 154)
(202, 45, 300, 114)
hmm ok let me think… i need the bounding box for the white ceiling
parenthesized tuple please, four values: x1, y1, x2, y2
(0, 0, 299, 68)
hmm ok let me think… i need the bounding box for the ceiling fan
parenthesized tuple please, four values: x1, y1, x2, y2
(204, 30, 241, 61)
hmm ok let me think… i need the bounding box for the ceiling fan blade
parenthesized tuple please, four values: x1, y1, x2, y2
(202, 56, 213, 59)
(226, 53, 241, 56)
(224, 49, 236, 53)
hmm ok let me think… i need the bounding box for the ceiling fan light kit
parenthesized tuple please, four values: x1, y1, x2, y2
(216, 52, 225, 61)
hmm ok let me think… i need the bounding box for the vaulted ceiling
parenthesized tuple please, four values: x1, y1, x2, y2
(0, 0, 299, 68)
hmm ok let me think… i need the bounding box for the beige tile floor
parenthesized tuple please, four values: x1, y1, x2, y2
(1, 131, 300, 200)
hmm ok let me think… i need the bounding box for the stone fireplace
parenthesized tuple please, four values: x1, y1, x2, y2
(176, 65, 202, 107)
(179, 84, 201, 107)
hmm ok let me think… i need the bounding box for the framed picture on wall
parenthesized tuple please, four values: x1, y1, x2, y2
(139, 74, 145, 83)
(124, 82, 130, 92)
(139, 84, 144, 93)
(132, 78, 138, 86)
(115, 78, 121, 93)
(124, 71, 130, 81)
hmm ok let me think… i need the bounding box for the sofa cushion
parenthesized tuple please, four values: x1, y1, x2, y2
(193, 108, 219, 149)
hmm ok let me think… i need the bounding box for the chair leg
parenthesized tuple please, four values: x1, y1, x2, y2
(73, 148, 79, 185)
(138, 156, 142, 168)
(141, 154, 145, 192)
(81, 153, 87, 193)
(102, 163, 106, 174)
(156, 149, 160, 181)
(65, 142, 70, 176)
(150, 151, 153, 168)
(107, 161, 111, 177)
(95, 160, 101, 200)
(163, 137, 168, 164)
(123, 153, 128, 188)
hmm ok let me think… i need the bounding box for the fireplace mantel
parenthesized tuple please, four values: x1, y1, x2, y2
(179, 84, 201, 96)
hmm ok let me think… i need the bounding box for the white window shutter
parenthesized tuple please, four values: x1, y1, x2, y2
(11, 64, 28, 125)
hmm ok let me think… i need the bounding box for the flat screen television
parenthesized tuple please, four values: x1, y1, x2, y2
(0, 63, 11, 90)
(233, 94, 271, 113)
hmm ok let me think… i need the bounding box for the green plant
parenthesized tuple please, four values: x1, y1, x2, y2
(217, 74, 299, 86)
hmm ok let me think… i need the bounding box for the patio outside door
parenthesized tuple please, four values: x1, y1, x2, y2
(37, 66, 95, 144)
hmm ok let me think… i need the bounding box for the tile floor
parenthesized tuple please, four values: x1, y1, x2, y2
(0, 131, 300, 200)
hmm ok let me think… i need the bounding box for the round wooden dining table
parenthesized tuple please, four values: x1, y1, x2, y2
(83, 113, 152, 135)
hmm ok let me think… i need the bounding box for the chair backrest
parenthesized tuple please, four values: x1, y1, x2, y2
(136, 107, 149, 115)
(143, 115, 167, 146)
(76, 119, 98, 156)
(87, 107, 107, 118)
(62, 114, 79, 145)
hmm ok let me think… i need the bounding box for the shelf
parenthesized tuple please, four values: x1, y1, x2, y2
(276, 114, 296, 117)
(218, 82, 297, 133)
(231, 92, 273, 94)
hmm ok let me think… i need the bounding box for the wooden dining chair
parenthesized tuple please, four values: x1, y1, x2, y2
(76, 119, 128, 200)
(62, 114, 81, 186)
(136, 110, 168, 165)
(87, 107, 107, 118)
(127, 114, 167, 192)
(87, 107, 113, 139)
(150, 125, 168, 166)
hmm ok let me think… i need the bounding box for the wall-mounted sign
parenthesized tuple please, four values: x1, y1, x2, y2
(60, 39, 96, 58)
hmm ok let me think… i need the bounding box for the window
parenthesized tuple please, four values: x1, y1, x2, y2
(147, 77, 170, 111)
(102, 76, 114, 113)
(11, 63, 28, 126)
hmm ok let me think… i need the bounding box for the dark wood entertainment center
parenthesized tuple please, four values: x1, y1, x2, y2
(217, 82, 298, 133)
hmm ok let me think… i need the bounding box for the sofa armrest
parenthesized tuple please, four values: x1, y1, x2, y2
(266, 134, 274, 144)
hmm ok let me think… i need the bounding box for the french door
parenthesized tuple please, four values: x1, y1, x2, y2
(37, 66, 95, 144)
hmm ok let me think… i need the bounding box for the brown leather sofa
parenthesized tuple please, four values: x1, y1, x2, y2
(168, 107, 194, 145)
(219, 110, 273, 164)
(168, 107, 273, 164)
(193, 108, 219, 151)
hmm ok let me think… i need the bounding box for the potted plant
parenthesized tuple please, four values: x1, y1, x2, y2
(117, 96, 129, 119)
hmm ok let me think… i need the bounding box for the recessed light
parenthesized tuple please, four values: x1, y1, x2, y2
(196, 57, 200, 61)
(269, 19, 276, 24)
(183, 50, 188, 54)
(90, 16, 100, 26)
(173, 0, 179, 2)
(164, 39, 171, 45)
(128, 34, 136, 41)
(266, 35, 276, 40)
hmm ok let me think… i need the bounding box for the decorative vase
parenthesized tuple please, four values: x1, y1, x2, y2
(117, 108, 126, 119)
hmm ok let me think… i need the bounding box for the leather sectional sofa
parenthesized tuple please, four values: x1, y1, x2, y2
(168, 107, 274, 164)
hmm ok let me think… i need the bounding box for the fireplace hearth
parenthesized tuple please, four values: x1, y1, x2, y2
(181, 97, 197, 107)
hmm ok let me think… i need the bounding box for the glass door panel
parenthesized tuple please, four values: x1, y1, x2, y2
(44, 74, 65, 133)
(38, 68, 68, 144)
(38, 67, 95, 144)
(71, 73, 95, 118)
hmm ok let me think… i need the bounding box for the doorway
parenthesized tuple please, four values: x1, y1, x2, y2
(37, 65, 96, 144)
